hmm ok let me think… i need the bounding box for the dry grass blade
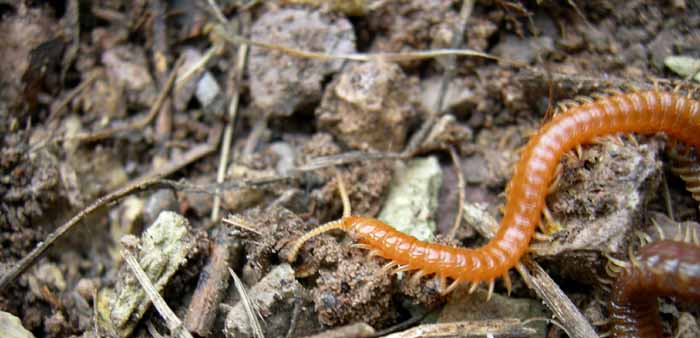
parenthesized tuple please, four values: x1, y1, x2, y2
(211, 25, 498, 63)
(229, 267, 265, 338)
(121, 246, 194, 338)
(223, 214, 262, 236)
(446, 145, 465, 240)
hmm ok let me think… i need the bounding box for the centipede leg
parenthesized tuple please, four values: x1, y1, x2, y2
(468, 281, 479, 294)
(438, 275, 447, 295)
(368, 249, 382, 258)
(410, 270, 426, 284)
(351, 243, 374, 251)
(444, 279, 461, 295)
(548, 164, 562, 194)
(380, 261, 399, 275)
(652, 218, 666, 240)
(392, 264, 413, 274)
(486, 279, 495, 301)
(503, 272, 512, 296)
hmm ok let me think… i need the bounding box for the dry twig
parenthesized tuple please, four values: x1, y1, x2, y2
(462, 203, 598, 338)
(0, 139, 217, 290)
(55, 57, 184, 144)
(211, 11, 250, 221)
(446, 146, 465, 240)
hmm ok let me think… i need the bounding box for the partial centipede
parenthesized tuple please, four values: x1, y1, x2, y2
(608, 240, 700, 338)
(288, 90, 700, 299)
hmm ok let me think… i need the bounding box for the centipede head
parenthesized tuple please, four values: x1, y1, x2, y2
(286, 218, 350, 262)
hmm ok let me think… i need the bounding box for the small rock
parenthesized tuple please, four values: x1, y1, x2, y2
(75, 278, 100, 301)
(419, 77, 476, 115)
(665, 56, 700, 82)
(313, 258, 395, 327)
(378, 157, 442, 241)
(531, 140, 662, 257)
(248, 8, 356, 116)
(195, 72, 224, 113)
(108, 211, 194, 337)
(316, 61, 417, 151)
(101, 45, 157, 107)
(0, 311, 36, 338)
(676, 312, 700, 338)
(649, 30, 678, 71)
(492, 34, 554, 65)
(267, 142, 297, 176)
(143, 189, 178, 225)
(224, 264, 320, 338)
(438, 288, 547, 338)
(27, 263, 66, 300)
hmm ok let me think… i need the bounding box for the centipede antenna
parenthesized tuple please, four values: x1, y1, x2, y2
(503, 272, 512, 296)
(486, 280, 495, 301)
(335, 171, 351, 218)
(287, 219, 345, 262)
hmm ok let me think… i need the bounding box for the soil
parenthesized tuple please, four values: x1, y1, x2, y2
(1, 1, 699, 337)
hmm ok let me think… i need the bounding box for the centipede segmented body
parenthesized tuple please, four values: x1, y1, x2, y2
(609, 240, 700, 338)
(289, 90, 700, 296)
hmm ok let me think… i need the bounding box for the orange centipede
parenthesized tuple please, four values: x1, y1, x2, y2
(288, 89, 700, 297)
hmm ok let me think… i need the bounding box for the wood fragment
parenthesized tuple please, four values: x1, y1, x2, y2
(302, 322, 375, 338)
(184, 229, 237, 336)
(379, 319, 534, 338)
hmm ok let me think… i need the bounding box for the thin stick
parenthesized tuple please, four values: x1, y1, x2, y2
(434, 0, 474, 114)
(462, 202, 598, 338)
(30, 71, 101, 152)
(212, 28, 249, 221)
(56, 57, 184, 144)
(122, 246, 194, 338)
(0, 140, 216, 290)
(447, 146, 465, 240)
